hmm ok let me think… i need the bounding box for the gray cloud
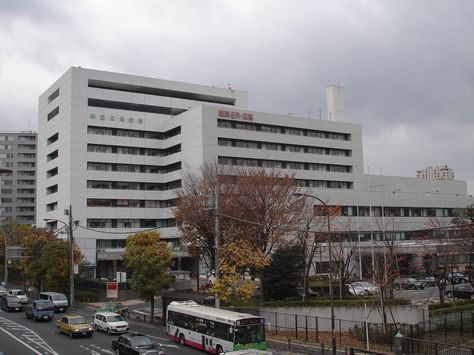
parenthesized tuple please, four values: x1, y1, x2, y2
(0, 0, 472, 192)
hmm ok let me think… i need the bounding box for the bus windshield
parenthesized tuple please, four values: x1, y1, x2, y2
(234, 324, 265, 344)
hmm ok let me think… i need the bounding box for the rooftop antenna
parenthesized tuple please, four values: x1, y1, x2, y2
(308, 106, 311, 119)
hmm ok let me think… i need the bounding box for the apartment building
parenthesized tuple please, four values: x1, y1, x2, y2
(416, 165, 455, 180)
(37, 67, 473, 278)
(0, 132, 37, 225)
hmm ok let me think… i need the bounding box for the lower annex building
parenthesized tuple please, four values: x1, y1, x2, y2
(36, 67, 473, 278)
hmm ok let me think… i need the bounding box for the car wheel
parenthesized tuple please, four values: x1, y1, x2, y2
(57, 326, 62, 334)
(94, 324, 98, 331)
(446, 291, 452, 298)
(179, 333, 185, 345)
(216, 345, 224, 354)
(69, 331, 73, 338)
(107, 327, 111, 335)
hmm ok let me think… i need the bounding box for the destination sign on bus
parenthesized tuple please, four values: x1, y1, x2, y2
(236, 318, 265, 326)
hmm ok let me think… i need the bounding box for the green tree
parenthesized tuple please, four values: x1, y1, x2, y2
(262, 245, 304, 301)
(0, 223, 81, 295)
(124, 231, 173, 322)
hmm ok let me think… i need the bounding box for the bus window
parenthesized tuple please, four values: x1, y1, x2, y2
(235, 324, 265, 344)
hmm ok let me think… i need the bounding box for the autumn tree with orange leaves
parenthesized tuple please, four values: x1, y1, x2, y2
(0, 222, 81, 294)
(175, 163, 304, 302)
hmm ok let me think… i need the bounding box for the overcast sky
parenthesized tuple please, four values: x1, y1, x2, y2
(1, 0, 473, 193)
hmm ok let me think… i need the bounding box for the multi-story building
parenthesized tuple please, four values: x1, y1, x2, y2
(36, 67, 473, 278)
(0, 132, 37, 225)
(416, 165, 454, 180)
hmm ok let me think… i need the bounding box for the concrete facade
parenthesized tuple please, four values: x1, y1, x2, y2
(36, 67, 473, 278)
(0, 132, 37, 225)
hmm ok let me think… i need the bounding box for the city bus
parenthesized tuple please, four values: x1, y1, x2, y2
(166, 300, 266, 354)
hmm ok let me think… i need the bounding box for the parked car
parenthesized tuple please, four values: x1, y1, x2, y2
(0, 295, 24, 312)
(347, 284, 366, 296)
(25, 300, 55, 321)
(417, 276, 436, 287)
(93, 311, 129, 334)
(445, 283, 474, 299)
(350, 282, 379, 295)
(98, 302, 128, 317)
(394, 278, 426, 290)
(39, 292, 69, 312)
(0, 284, 7, 297)
(56, 314, 94, 338)
(111, 333, 164, 355)
(448, 273, 469, 285)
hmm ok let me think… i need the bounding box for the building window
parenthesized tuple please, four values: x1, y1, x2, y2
(47, 88, 60, 103)
(47, 106, 59, 121)
(47, 150, 58, 161)
(47, 167, 58, 178)
(47, 132, 59, 145)
(46, 184, 58, 195)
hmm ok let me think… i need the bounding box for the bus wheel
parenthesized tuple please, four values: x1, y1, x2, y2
(179, 334, 185, 345)
(216, 345, 224, 354)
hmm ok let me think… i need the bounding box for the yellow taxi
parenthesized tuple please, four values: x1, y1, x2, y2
(56, 314, 93, 338)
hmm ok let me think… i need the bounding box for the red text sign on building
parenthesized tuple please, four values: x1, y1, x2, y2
(218, 110, 254, 121)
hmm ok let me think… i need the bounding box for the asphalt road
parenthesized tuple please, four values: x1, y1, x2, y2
(0, 306, 202, 355)
(394, 286, 441, 304)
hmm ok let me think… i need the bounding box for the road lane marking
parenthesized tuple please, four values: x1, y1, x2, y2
(0, 315, 59, 355)
(0, 326, 45, 355)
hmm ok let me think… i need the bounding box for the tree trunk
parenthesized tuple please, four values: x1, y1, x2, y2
(438, 285, 445, 306)
(150, 296, 155, 323)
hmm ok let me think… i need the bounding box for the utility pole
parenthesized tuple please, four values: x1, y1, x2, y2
(3, 224, 7, 286)
(68, 205, 75, 309)
(44, 206, 78, 309)
(214, 188, 220, 309)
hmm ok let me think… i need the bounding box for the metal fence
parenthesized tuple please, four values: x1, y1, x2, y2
(400, 337, 474, 355)
(261, 309, 474, 353)
(416, 311, 474, 343)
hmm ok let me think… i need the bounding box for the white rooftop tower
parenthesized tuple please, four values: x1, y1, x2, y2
(326, 85, 344, 122)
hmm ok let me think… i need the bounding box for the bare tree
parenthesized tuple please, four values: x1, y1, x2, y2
(175, 163, 304, 301)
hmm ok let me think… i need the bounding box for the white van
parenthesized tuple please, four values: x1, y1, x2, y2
(93, 311, 129, 334)
(39, 292, 69, 312)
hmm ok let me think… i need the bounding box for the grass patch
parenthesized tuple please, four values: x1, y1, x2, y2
(429, 299, 474, 316)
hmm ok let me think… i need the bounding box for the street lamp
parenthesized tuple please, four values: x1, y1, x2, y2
(294, 192, 336, 354)
(44, 205, 79, 308)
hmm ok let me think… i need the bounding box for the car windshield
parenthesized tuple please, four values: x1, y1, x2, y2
(234, 324, 265, 344)
(53, 294, 67, 301)
(12, 290, 25, 296)
(69, 317, 86, 324)
(37, 302, 53, 310)
(360, 282, 373, 287)
(130, 336, 153, 347)
(107, 315, 124, 322)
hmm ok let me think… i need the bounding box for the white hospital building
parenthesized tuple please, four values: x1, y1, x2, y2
(37, 67, 473, 278)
